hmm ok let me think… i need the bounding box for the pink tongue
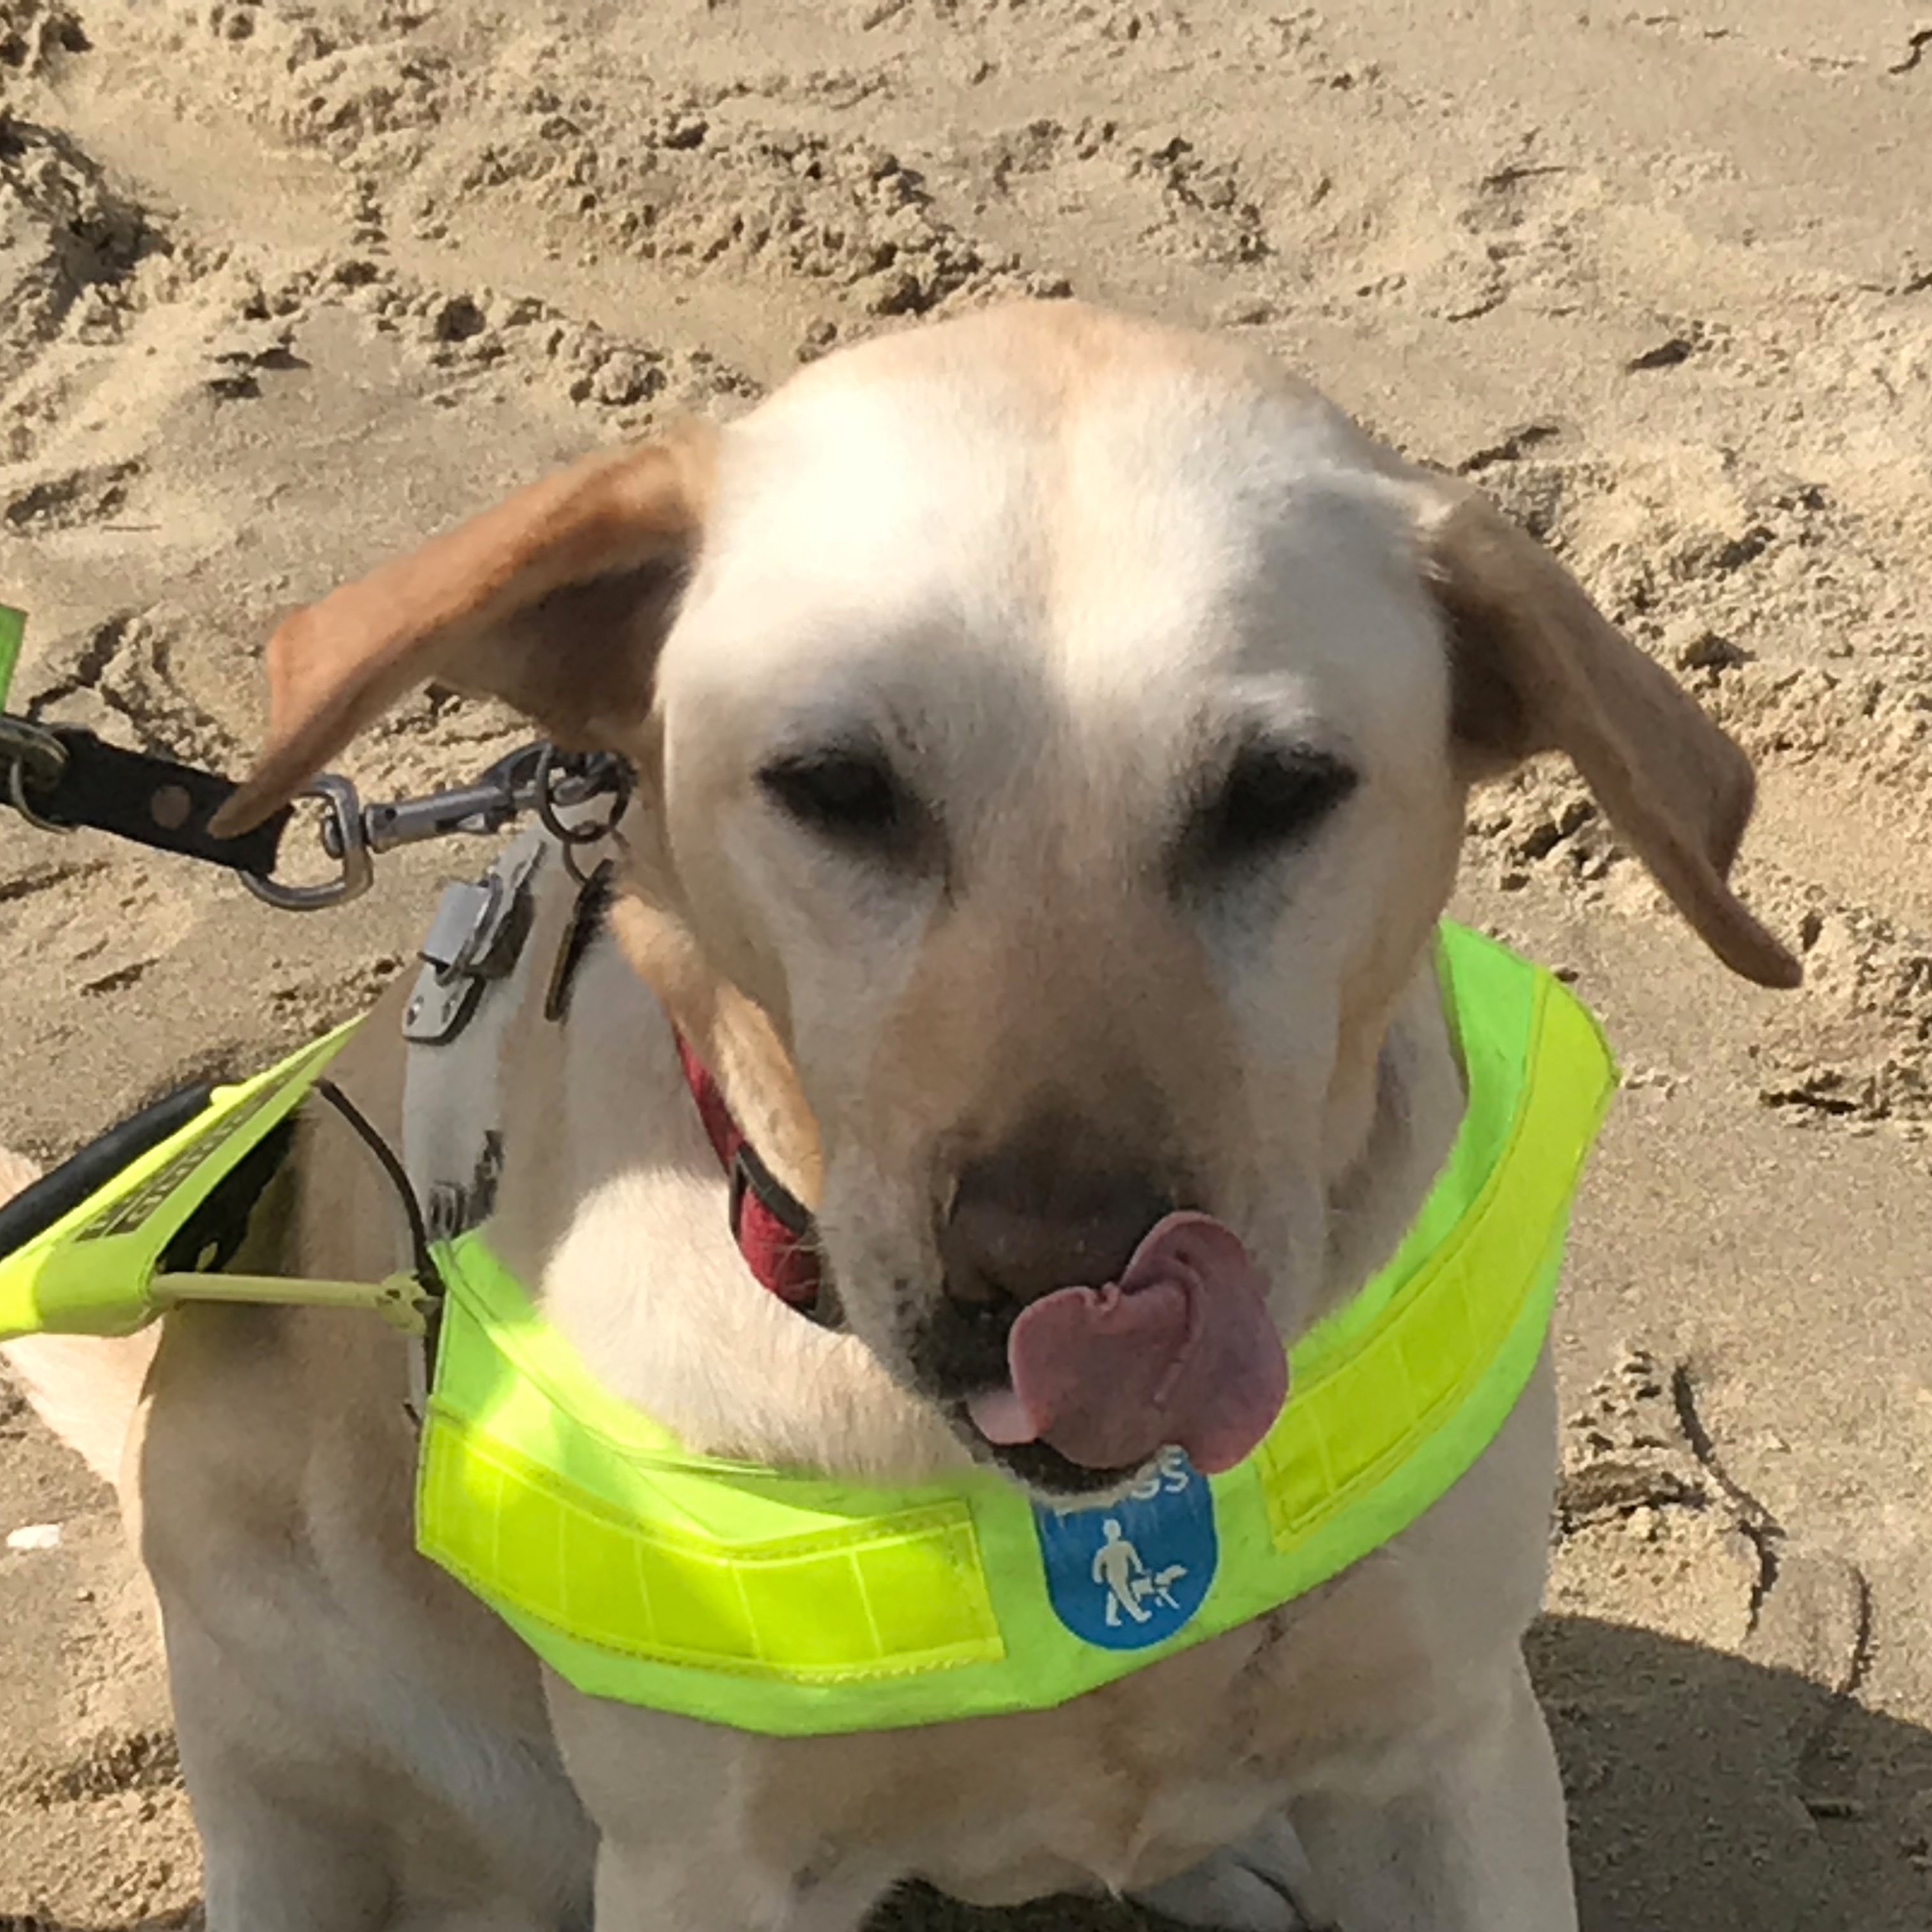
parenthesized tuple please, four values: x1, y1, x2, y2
(964, 1213, 1287, 1475)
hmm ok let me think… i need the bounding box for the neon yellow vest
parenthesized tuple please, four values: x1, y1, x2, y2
(419, 924, 1614, 1733)
(0, 924, 1615, 1738)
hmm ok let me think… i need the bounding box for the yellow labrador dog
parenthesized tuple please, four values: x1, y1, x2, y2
(3, 302, 1795, 1932)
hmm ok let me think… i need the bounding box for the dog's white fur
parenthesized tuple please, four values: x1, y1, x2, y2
(1, 303, 1794, 1932)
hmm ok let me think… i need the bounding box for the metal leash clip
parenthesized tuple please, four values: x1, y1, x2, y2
(4, 608, 631, 908)
(241, 744, 633, 911)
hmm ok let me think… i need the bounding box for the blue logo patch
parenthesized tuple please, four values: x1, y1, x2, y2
(1032, 1447, 1218, 1650)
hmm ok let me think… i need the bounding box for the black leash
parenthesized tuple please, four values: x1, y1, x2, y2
(2, 715, 293, 878)
(0, 607, 302, 870)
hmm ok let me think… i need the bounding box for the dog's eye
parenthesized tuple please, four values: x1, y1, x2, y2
(759, 751, 912, 847)
(1191, 744, 1357, 870)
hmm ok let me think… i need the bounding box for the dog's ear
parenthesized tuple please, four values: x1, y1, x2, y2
(210, 425, 716, 836)
(1406, 474, 1799, 988)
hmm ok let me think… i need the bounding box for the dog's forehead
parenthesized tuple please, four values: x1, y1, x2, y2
(669, 312, 1447, 763)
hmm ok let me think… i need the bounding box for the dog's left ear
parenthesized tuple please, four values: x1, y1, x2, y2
(210, 424, 716, 836)
(1404, 472, 1800, 989)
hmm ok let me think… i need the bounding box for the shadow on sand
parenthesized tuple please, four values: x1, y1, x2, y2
(882, 1614, 1932, 1932)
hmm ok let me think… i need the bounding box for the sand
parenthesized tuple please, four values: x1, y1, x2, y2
(1, 0, 1929, 1925)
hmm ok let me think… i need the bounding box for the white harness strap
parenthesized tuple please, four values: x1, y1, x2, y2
(399, 827, 556, 1414)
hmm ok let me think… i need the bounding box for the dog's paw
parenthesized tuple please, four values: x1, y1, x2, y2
(1132, 1814, 1330, 1932)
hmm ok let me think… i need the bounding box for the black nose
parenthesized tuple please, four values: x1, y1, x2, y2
(938, 1143, 1173, 1311)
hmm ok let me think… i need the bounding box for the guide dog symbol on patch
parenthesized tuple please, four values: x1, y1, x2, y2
(1091, 1519, 1192, 1626)
(1032, 1447, 1218, 1650)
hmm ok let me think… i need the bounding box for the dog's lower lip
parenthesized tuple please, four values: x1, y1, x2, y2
(942, 1394, 1131, 1496)
(977, 1432, 1138, 1497)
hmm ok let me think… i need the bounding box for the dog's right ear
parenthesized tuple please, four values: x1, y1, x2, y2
(210, 425, 716, 837)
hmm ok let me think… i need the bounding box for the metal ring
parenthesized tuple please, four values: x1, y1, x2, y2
(240, 774, 375, 911)
(5, 751, 72, 834)
(533, 746, 631, 849)
(0, 716, 68, 781)
(535, 747, 631, 887)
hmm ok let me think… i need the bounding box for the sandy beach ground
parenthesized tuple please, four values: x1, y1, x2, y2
(3, 1, 1930, 1926)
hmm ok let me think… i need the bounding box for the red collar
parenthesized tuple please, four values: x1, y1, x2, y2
(673, 1036, 833, 1325)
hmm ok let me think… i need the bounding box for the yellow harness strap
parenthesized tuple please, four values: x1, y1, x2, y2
(413, 924, 1616, 1735)
(0, 1024, 432, 1339)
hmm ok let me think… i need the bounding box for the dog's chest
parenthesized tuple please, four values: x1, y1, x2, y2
(600, 1568, 1438, 1906)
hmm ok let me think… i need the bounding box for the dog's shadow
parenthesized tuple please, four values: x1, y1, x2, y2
(11, 1616, 1928, 1932)
(879, 1615, 1932, 1932)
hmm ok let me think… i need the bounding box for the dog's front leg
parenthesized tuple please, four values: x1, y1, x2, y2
(548, 1683, 892, 1932)
(1282, 1657, 1578, 1932)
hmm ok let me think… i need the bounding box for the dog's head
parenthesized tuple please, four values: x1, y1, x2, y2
(216, 302, 1796, 1494)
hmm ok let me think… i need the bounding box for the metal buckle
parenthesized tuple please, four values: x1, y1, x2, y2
(418, 878, 501, 976)
(402, 835, 546, 1046)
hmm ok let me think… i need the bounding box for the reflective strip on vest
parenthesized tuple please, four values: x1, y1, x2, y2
(414, 923, 1617, 1735)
